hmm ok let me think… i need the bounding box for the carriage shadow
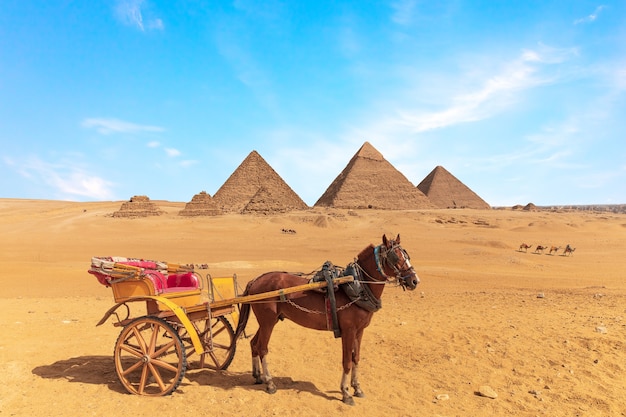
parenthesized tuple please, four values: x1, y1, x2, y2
(31, 355, 127, 394)
(32, 356, 338, 401)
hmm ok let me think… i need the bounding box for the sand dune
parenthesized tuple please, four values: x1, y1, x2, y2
(1, 199, 625, 416)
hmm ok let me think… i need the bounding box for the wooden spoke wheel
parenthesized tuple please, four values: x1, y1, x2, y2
(201, 316, 236, 370)
(114, 316, 186, 396)
(180, 315, 236, 371)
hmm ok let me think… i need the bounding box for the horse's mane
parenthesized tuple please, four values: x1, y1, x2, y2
(356, 244, 375, 261)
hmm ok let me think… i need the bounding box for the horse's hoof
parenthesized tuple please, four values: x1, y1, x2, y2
(266, 383, 277, 394)
(342, 396, 355, 406)
(354, 390, 365, 398)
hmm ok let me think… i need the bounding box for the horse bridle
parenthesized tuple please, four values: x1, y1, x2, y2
(374, 242, 415, 288)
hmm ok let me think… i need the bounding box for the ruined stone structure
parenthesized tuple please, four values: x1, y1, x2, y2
(178, 191, 222, 216)
(112, 195, 164, 218)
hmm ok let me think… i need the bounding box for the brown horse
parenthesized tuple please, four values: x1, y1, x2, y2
(233, 234, 419, 405)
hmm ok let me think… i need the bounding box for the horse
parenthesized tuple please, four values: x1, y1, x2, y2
(233, 234, 419, 406)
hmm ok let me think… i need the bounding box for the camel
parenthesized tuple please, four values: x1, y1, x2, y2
(534, 245, 547, 254)
(563, 244, 576, 256)
(549, 246, 561, 255)
(519, 243, 532, 252)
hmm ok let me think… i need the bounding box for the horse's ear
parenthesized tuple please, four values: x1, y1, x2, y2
(382, 234, 388, 246)
(396, 234, 401, 244)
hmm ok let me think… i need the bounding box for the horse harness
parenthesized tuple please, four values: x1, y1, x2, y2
(303, 243, 396, 338)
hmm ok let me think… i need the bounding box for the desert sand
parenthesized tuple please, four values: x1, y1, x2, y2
(0, 199, 624, 416)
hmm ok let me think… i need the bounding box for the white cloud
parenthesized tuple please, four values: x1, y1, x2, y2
(369, 45, 576, 135)
(114, 0, 164, 31)
(7, 156, 115, 200)
(180, 160, 198, 167)
(165, 148, 181, 157)
(574, 5, 606, 25)
(82, 118, 164, 135)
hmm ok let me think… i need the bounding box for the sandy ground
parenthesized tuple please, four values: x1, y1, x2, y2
(0, 199, 624, 417)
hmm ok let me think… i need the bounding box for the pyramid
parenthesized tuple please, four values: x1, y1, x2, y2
(213, 150, 309, 213)
(417, 166, 491, 209)
(112, 195, 164, 217)
(179, 191, 222, 216)
(314, 142, 435, 209)
(242, 186, 291, 214)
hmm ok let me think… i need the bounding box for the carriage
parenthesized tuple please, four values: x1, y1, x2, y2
(88, 256, 354, 397)
(88, 234, 419, 404)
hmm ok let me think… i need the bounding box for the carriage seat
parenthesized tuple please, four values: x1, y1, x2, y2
(140, 270, 200, 294)
(89, 257, 200, 296)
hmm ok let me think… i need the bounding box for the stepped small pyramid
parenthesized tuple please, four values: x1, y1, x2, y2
(213, 150, 308, 213)
(112, 195, 164, 217)
(417, 166, 491, 209)
(179, 191, 222, 216)
(314, 142, 435, 209)
(242, 186, 290, 214)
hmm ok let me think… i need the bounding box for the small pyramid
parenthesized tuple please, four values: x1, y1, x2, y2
(213, 151, 308, 213)
(113, 195, 164, 217)
(242, 186, 289, 214)
(179, 191, 222, 216)
(417, 166, 490, 209)
(314, 142, 434, 209)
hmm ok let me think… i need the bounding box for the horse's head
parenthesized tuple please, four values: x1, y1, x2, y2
(381, 234, 420, 290)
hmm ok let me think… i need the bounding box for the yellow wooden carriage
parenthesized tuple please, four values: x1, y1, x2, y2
(89, 256, 352, 396)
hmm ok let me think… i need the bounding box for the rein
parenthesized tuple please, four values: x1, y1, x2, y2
(373, 243, 411, 283)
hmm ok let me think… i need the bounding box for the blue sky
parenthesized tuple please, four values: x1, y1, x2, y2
(1, 1, 625, 206)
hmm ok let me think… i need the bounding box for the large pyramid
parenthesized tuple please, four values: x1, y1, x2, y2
(213, 150, 308, 213)
(417, 165, 491, 209)
(314, 142, 435, 209)
(179, 191, 222, 216)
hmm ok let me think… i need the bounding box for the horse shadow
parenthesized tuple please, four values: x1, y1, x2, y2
(184, 368, 339, 401)
(32, 356, 339, 401)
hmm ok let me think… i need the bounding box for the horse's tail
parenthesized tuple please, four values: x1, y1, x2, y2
(234, 281, 254, 342)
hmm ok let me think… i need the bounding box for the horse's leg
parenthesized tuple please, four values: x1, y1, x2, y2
(351, 328, 365, 398)
(251, 309, 278, 394)
(260, 354, 276, 394)
(250, 332, 262, 384)
(340, 329, 356, 405)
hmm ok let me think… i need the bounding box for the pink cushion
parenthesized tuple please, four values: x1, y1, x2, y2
(118, 260, 160, 269)
(143, 271, 166, 293)
(166, 272, 199, 289)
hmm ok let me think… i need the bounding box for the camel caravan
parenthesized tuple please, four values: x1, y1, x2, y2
(112, 142, 493, 218)
(518, 243, 576, 256)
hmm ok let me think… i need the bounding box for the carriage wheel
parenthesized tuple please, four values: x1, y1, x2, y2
(114, 316, 186, 396)
(201, 316, 236, 370)
(180, 315, 236, 370)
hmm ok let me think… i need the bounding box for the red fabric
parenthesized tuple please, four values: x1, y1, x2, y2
(166, 272, 199, 289)
(88, 270, 110, 286)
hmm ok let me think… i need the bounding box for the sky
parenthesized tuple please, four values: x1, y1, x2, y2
(1, 1, 625, 207)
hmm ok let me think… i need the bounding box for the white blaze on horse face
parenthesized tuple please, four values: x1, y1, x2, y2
(401, 254, 420, 285)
